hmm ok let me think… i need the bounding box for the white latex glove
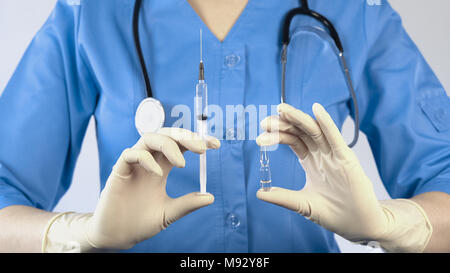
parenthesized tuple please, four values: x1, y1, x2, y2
(256, 103, 432, 253)
(42, 128, 220, 252)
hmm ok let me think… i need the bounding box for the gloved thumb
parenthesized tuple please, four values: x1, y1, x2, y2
(164, 193, 214, 227)
(257, 187, 312, 217)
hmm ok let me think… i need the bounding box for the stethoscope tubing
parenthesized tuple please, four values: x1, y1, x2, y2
(133, 0, 153, 98)
(281, 0, 359, 148)
(132, 0, 359, 147)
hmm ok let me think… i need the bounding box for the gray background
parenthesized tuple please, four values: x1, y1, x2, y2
(1, 0, 449, 252)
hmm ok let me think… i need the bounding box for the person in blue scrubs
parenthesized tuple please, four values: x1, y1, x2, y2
(0, 0, 449, 252)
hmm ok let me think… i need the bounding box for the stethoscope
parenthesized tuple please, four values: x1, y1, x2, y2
(133, 0, 165, 136)
(132, 0, 360, 147)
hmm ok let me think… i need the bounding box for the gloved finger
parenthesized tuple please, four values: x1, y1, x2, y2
(205, 135, 221, 150)
(163, 193, 214, 228)
(157, 127, 205, 154)
(312, 103, 349, 153)
(260, 115, 317, 152)
(135, 133, 185, 168)
(113, 148, 163, 177)
(261, 115, 306, 137)
(277, 103, 330, 154)
(277, 103, 321, 137)
(256, 132, 309, 160)
(157, 128, 220, 154)
(257, 187, 312, 217)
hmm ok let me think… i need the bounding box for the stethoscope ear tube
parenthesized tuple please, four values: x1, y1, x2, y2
(282, 7, 344, 53)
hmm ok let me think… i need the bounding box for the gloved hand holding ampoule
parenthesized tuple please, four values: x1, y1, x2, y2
(256, 103, 432, 253)
(42, 128, 220, 252)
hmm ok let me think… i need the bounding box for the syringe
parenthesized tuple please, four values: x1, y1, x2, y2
(195, 29, 208, 194)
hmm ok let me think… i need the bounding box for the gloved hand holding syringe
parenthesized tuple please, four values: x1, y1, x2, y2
(195, 29, 208, 194)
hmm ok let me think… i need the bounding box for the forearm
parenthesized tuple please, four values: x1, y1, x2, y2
(0, 205, 56, 253)
(411, 191, 450, 252)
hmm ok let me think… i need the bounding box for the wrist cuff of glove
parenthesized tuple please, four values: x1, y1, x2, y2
(378, 199, 433, 253)
(42, 212, 105, 253)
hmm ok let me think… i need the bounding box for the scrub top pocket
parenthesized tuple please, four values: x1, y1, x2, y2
(285, 26, 351, 115)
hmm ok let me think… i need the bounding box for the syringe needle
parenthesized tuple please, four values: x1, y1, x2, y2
(200, 29, 203, 63)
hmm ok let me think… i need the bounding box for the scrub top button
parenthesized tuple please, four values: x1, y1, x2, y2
(235, 129, 243, 140)
(226, 213, 240, 229)
(226, 128, 236, 140)
(225, 54, 240, 68)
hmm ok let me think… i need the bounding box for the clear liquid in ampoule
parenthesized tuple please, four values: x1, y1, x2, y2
(259, 146, 272, 191)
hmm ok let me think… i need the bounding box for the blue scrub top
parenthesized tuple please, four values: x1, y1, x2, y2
(1, 0, 449, 252)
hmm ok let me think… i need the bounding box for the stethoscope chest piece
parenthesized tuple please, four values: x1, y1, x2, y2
(135, 97, 165, 136)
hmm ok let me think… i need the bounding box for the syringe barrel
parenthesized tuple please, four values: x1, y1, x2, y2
(195, 81, 208, 120)
(198, 120, 207, 194)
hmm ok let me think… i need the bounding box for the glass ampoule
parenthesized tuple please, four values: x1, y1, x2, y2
(259, 146, 272, 191)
